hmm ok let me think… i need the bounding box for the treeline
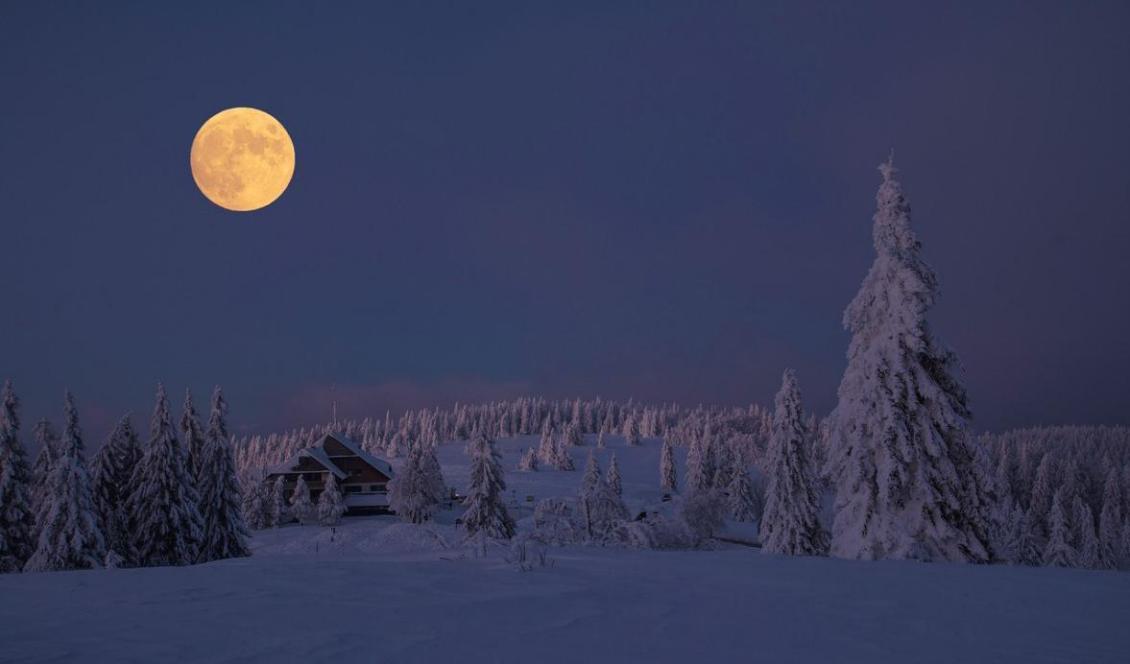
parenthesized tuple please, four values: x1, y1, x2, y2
(0, 381, 250, 574)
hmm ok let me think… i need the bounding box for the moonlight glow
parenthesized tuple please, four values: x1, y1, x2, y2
(190, 107, 295, 212)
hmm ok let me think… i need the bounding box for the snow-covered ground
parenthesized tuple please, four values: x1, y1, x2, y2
(2, 436, 1129, 663)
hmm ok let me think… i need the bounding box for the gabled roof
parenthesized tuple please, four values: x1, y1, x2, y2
(266, 432, 395, 480)
(322, 433, 395, 479)
(265, 446, 348, 480)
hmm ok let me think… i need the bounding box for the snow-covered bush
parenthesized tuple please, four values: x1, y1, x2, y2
(680, 490, 726, 545)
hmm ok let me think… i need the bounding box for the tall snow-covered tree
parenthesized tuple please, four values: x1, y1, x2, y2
(241, 478, 270, 530)
(389, 441, 440, 524)
(606, 452, 622, 497)
(660, 436, 677, 492)
(1028, 453, 1056, 538)
(181, 389, 207, 487)
(268, 476, 288, 527)
(761, 370, 827, 556)
(1072, 496, 1100, 569)
(1002, 501, 1041, 566)
(0, 380, 34, 572)
(30, 419, 59, 521)
(553, 434, 575, 471)
(536, 419, 556, 466)
(290, 475, 314, 523)
(25, 391, 106, 572)
(1098, 469, 1123, 568)
(596, 430, 607, 449)
(578, 451, 627, 542)
(461, 428, 515, 540)
(1042, 490, 1075, 568)
(825, 158, 991, 563)
(196, 387, 250, 561)
(518, 446, 539, 471)
(317, 474, 346, 526)
(727, 466, 757, 523)
(128, 384, 203, 566)
(90, 415, 141, 563)
(624, 415, 642, 447)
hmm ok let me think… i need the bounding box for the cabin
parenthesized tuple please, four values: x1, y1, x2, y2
(264, 432, 395, 515)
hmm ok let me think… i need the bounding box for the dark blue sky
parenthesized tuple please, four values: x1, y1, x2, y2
(2, 1, 1128, 435)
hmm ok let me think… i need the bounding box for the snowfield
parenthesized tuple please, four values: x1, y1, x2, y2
(2, 435, 1129, 663)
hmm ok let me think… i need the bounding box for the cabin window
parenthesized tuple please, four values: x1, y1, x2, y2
(344, 485, 362, 493)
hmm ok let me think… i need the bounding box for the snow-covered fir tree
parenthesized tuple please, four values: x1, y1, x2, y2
(553, 434, 575, 471)
(317, 475, 346, 526)
(90, 415, 141, 563)
(30, 419, 59, 522)
(536, 419, 556, 466)
(420, 440, 447, 504)
(1098, 469, 1123, 568)
(685, 433, 709, 494)
(1002, 501, 1041, 566)
(596, 430, 606, 449)
(180, 389, 207, 486)
(25, 391, 106, 572)
(825, 158, 991, 563)
(462, 427, 515, 540)
(128, 384, 203, 566)
(0, 380, 34, 572)
(1072, 496, 1100, 569)
(268, 476, 288, 527)
(660, 435, 677, 492)
(1028, 453, 1056, 538)
(578, 451, 627, 542)
(290, 475, 314, 523)
(624, 415, 642, 447)
(1042, 490, 1075, 567)
(196, 387, 250, 561)
(606, 452, 622, 497)
(727, 465, 757, 522)
(389, 441, 440, 524)
(563, 421, 583, 448)
(518, 446, 539, 471)
(241, 478, 270, 530)
(761, 370, 827, 556)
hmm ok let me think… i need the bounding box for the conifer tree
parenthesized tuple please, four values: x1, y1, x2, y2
(1002, 501, 1041, 566)
(290, 475, 314, 523)
(1028, 453, 1056, 537)
(25, 391, 106, 571)
(30, 419, 59, 521)
(624, 415, 642, 447)
(536, 419, 556, 466)
(1098, 468, 1123, 568)
(606, 452, 622, 497)
(389, 442, 439, 524)
(660, 436, 677, 492)
(241, 478, 269, 530)
(128, 384, 203, 566)
(1042, 490, 1075, 567)
(685, 433, 709, 494)
(553, 434, 575, 471)
(1072, 496, 1100, 569)
(761, 370, 827, 556)
(518, 447, 539, 471)
(317, 474, 346, 526)
(196, 387, 250, 561)
(826, 159, 990, 563)
(0, 380, 34, 572)
(578, 451, 627, 542)
(596, 430, 606, 449)
(727, 466, 757, 522)
(269, 475, 288, 527)
(462, 428, 515, 540)
(181, 389, 207, 486)
(90, 415, 141, 563)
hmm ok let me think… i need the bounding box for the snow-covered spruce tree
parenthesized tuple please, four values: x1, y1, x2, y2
(553, 434, 575, 471)
(268, 476, 288, 527)
(1072, 496, 1100, 569)
(290, 475, 314, 523)
(564, 421, 583, 448)
(241, 478, 269, 530)
(536, 419, 556, 466)
(462, 428, 515, 541)
(1028, 453, 1056, 538)
(685, 433, 709, 494)
(761, 370, 827, 556)
(727, 465, 757, 523)
(0, 380, 34, 572)
(25, 391, 106, 572)
(624, 415, 642, 447)
(596, 430, 606, 449)
(180, 389, 207, 487)
(606, 452, 623, 497)
(826, 158, 991, 563)
(128, 384, 203, 567)
(388, 442, 439, 524)
(518, 446, 539, 471)
(1002, 501, 1041, 566)
(90, 415, 141, 563)
(196, 387, 250, 561)
(420, 440, 447, 505)
(317, 474, 346, 526)
(1042, 490, 1075, 568)
(1099, 469, 1123, 568)
(660, 435, 677, 492)
(578, 451, 627, 542)
(30, 419, 59, 521)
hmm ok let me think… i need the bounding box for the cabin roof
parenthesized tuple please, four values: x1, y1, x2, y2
(265, 432, 394, 480)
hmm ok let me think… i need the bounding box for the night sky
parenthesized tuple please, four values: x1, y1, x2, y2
(2, 2, 1128, 435)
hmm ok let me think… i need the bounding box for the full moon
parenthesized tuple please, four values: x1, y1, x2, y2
(190, 107, 295, 212)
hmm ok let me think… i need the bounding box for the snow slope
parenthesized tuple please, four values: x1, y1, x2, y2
(2, 436, 1128, 663)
